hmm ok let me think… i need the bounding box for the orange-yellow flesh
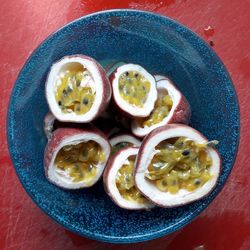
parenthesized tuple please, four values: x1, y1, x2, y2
(118, 71, 151, 107)
(145, 137, 213, 194)
(116, 156, 147, 204)
(136, 89, 173, 127)
(55, 67, 95, 115)
(55, 140, 105, 183)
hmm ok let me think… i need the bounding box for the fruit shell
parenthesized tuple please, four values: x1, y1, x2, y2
(131, 76, 191, 138)
(134, 124, 222, 207)
(110, 133, 141, 147)
(44, 127, 111, 189)
(103, 146, 154, 210)
(45, 54, 111, 123)
(109, 64, 158, 118)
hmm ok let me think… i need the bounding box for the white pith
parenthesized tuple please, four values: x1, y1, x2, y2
(110, 134, 141, 147)
(112, 64, 157, 117)
(135, 126, 220, 207)
(106, 147, 154, 209)
(46, 56, 107, 122)
(131, 77, 182, 137)
(47, 133, 110, 189)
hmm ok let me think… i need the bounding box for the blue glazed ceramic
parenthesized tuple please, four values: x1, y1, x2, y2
(7, 10, 240, 243)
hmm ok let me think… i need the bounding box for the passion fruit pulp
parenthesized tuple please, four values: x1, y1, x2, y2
(118, 71, 151, 107)
(55, 140, 105, 183)
(136, 89, 173, 127)
(110, 64, 157, 117)
(116, 155, 147, 204)
(145, 137, 213, 194)
(55, 67, 95, 115)
(134, 124, 221, 207)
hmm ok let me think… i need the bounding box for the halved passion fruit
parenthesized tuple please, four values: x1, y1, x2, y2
(103, 147, 154, 210)
(134, 124, 221, 207)
(110, 64, 157, 117)
(44, 127, 111, 189)
(131, 76, 191, 137)
(110, 134, 141, 154)
(45, 55, 111, 123)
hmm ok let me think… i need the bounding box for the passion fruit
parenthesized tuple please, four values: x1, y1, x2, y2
(45, 55, 111, 123)
(131, 76, 191, 137)
(134, 124, 221, 207)
(44, 127, 111, 189)
(103, 147, 154, 210)
(110, 134, 141, 154)
(110, 64, 157, 117)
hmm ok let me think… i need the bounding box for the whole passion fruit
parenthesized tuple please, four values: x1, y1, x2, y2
(45, 55, 111, 123)
(44, 127, 111, 189)
(134, 124, 221, 207)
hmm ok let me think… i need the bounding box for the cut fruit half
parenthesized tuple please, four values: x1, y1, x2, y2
(44, 127, 111, 189)
(45, 55, 111, 123)
(131, 75, 191, 137)
(110, 134, 141, 154)
(134, 124, 221, 207)
(110, 64, 157, 117)
(103, 147, 154, 210)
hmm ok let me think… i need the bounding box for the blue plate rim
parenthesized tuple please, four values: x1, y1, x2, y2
(6, 9, 240, 244)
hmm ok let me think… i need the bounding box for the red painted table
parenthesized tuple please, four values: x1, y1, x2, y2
(1, 1, 250, 249)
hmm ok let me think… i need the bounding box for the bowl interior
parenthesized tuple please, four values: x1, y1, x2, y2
(7, 10, 239, 243)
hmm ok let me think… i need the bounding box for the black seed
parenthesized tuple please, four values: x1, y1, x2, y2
(58, 101, 62, 106)
(67, 86, 72, 93)
(82, 98, 89, 105)
(125, 71, 129, 76)
(194, 179, 201, 185)
(142, 86, 146, 90)
(134, 73, 139, 78)
(63, 89, 67, 96)
(182, 150, 190, 156)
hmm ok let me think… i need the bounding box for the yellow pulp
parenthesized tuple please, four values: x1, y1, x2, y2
(145, 137, 213, 194)
(136, 89, 173, 127)
(111, 142, 133, 155)
(118, 71, 151, 107)
(116, 156, 147, 203)
(55, 68, 95, 115)
(55, 141, 105, 183)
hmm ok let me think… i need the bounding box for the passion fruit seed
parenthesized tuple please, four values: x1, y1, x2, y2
(145, 137, 214, 194)
(55, 69, 95, 115)
(55, 140, 105, 183)
(116, 156, 147, 204)
(118, 71, 151, 107)
(136, 89, 173, 127)
(111, 142, 133, 155)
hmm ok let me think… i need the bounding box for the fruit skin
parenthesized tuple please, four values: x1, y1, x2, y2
(134, 124, 222, 208)
(110, 133, 141, 147)
(103, 146, 153, 210)
(131, 76, 191, 138)
(44, 126, 111, 189)
(109, 64, 157, 118)
(45, 54, 112, 123)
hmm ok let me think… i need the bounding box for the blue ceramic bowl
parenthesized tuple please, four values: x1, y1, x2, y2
(7, 10, 240, 243)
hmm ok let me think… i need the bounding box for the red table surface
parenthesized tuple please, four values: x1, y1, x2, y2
(1, 0, 250, 249)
